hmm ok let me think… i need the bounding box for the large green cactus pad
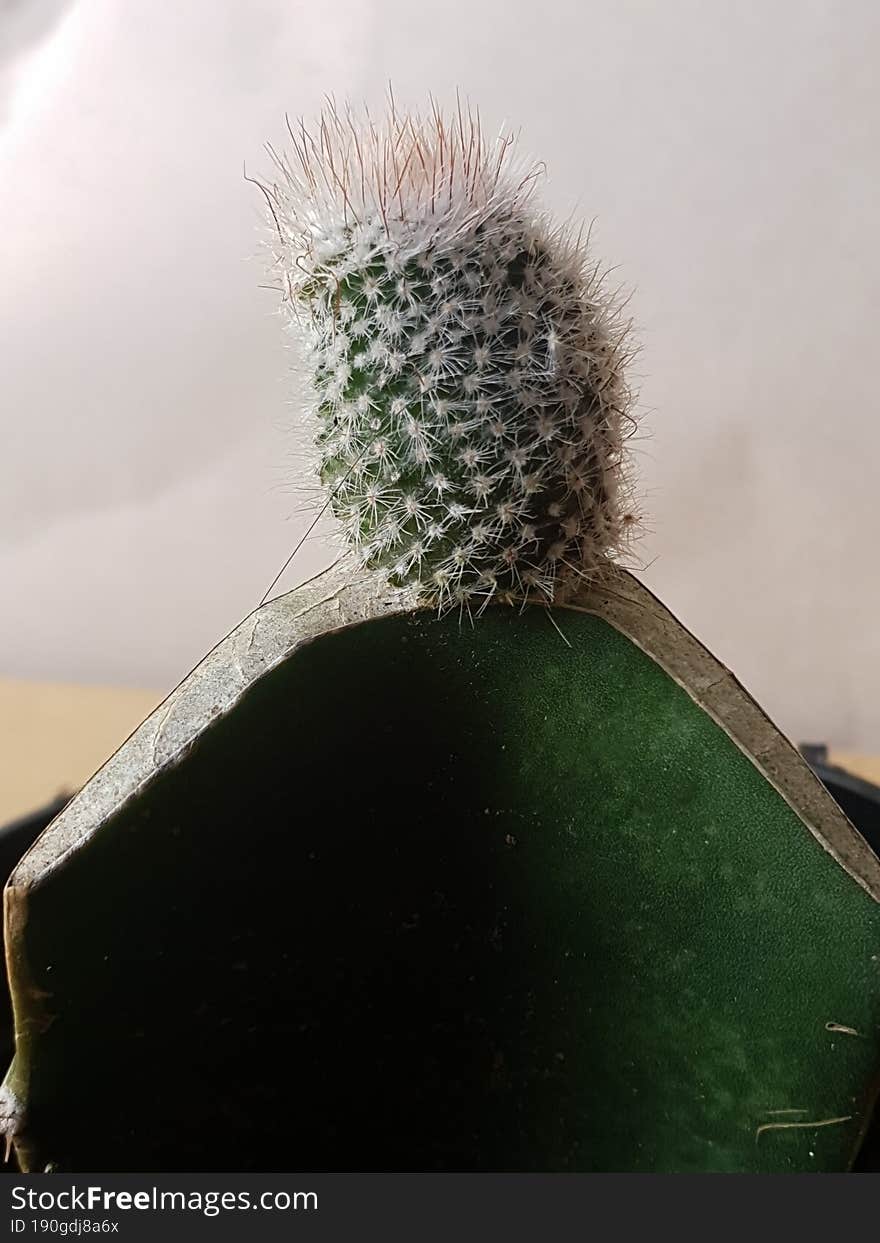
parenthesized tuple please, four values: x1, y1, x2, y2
(2, 570, 879, 1171)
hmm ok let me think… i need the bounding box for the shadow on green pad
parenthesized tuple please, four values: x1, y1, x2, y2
(3, 603, 879, 1171)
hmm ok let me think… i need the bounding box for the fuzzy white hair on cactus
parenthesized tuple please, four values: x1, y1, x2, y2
(257, 98, 638, 612)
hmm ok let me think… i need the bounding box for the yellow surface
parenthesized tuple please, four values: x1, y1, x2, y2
(0, 678, 162, 823)
(829, 751, 880, 786)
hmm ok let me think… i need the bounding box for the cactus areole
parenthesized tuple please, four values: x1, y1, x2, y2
(260, 102, 636, 610)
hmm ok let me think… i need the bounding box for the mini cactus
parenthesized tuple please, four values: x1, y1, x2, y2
(4, 100, 880, 1174)
(260, 101, 636, 610)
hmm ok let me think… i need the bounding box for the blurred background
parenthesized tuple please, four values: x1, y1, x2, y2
(1, 0, 879, 822)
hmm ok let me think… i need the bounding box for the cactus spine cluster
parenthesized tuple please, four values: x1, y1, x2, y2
(262, 101, 635, 610)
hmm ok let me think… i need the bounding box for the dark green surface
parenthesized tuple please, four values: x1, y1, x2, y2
(6, 607, 880, 1171)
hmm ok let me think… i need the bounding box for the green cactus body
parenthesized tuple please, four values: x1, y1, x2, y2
(265, 106, 633, 608)
(4, 100, 878, 1179)
(3, 572, 880, 1172)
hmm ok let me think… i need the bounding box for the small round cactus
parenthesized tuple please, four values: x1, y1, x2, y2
(261, 101, 636, 610)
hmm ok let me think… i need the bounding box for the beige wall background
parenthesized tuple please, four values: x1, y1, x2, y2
(1, 0, 879, 752)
